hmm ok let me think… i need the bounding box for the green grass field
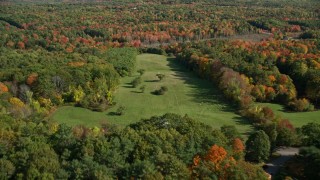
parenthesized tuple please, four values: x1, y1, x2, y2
(258, 103, 320, 127)
(52, 54, 253, 134)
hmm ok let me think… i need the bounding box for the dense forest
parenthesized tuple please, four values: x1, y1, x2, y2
(0, 0, 319, 179)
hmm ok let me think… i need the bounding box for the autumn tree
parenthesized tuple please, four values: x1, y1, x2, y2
(0, 82, 8, 94)
(219, 68, 253, 109)
(205, 144, 228, 166)
(276, 119, 299, 146)
(232, 138, 245, 160)
(288, 98, 314, 112)
(26, 73, 38, 86)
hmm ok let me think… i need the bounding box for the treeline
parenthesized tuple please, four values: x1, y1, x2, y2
(0, 113, 268, 179)
(168, 39, 320, 110)
(15, 0, 320, 7)
(104, 48, 137, 76)
(289, 20, 320, 30)
(299, 30, 320, 39)
(0, 16, 23, 29)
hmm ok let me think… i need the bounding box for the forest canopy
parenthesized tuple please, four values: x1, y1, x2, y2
(0, 0, 319, 179)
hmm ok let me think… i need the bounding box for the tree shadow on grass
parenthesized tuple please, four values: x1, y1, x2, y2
(167, 58, 235, 111)
(232, 116, 253, 136)
(150, 91, 163, 95)
(108, 112, 118, 116)
(166, 57, 252, 128)
(277, 105, 296, 113)
(122, 82, 133, 88)
(131, 90, 142, 93)
(144, 80, 159, 82)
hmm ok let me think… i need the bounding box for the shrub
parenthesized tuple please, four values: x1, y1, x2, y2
(240, 105, 275, 124)
(131, 77, 142, 88)
(137, 69, 145, 76)
(156, 74, 165, 81)
(139, 85, 146, 93)
(153, 86, 168, 95)
(115, 106, 125, 116)
(80, 94, 109, 112)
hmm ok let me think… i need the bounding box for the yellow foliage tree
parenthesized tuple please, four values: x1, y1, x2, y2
(72, 86, 85, 103)
(9, 97, 25, 108)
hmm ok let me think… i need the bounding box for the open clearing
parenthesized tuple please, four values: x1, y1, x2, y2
(52, 54, 253, 134)
(51, 54, 319, 133)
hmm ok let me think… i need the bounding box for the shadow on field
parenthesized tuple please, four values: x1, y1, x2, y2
(122, 82, 133, 88)
(130, 90, 142, 93)
(166, 57, 251, 128)
(166, 57, 233, 111)
(232, 116, 253, 136)
(108, 112, 118, 116)
(144, 80, 159, 82)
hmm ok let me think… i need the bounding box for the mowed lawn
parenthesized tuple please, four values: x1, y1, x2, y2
(52, 54, 253, 134)
(258, 103, 320, 127)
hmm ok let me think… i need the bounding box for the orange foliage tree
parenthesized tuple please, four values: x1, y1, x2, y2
(17, 41, 25, 49)
(205, 144, 228, 166)
(26, 73, 38, 86)
(0, 82, 9, 93)
(232, 138, 245, 154)
(191, 144, 239, 179)
(232, 138, 245, 160)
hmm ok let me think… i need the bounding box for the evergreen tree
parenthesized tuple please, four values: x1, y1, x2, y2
(245, 130, 271, 163)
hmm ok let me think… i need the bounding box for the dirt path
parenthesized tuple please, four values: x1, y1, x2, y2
(264, 147, 300, 178)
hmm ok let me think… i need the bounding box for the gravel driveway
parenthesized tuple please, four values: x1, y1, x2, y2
(264, 147, 300, 177)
